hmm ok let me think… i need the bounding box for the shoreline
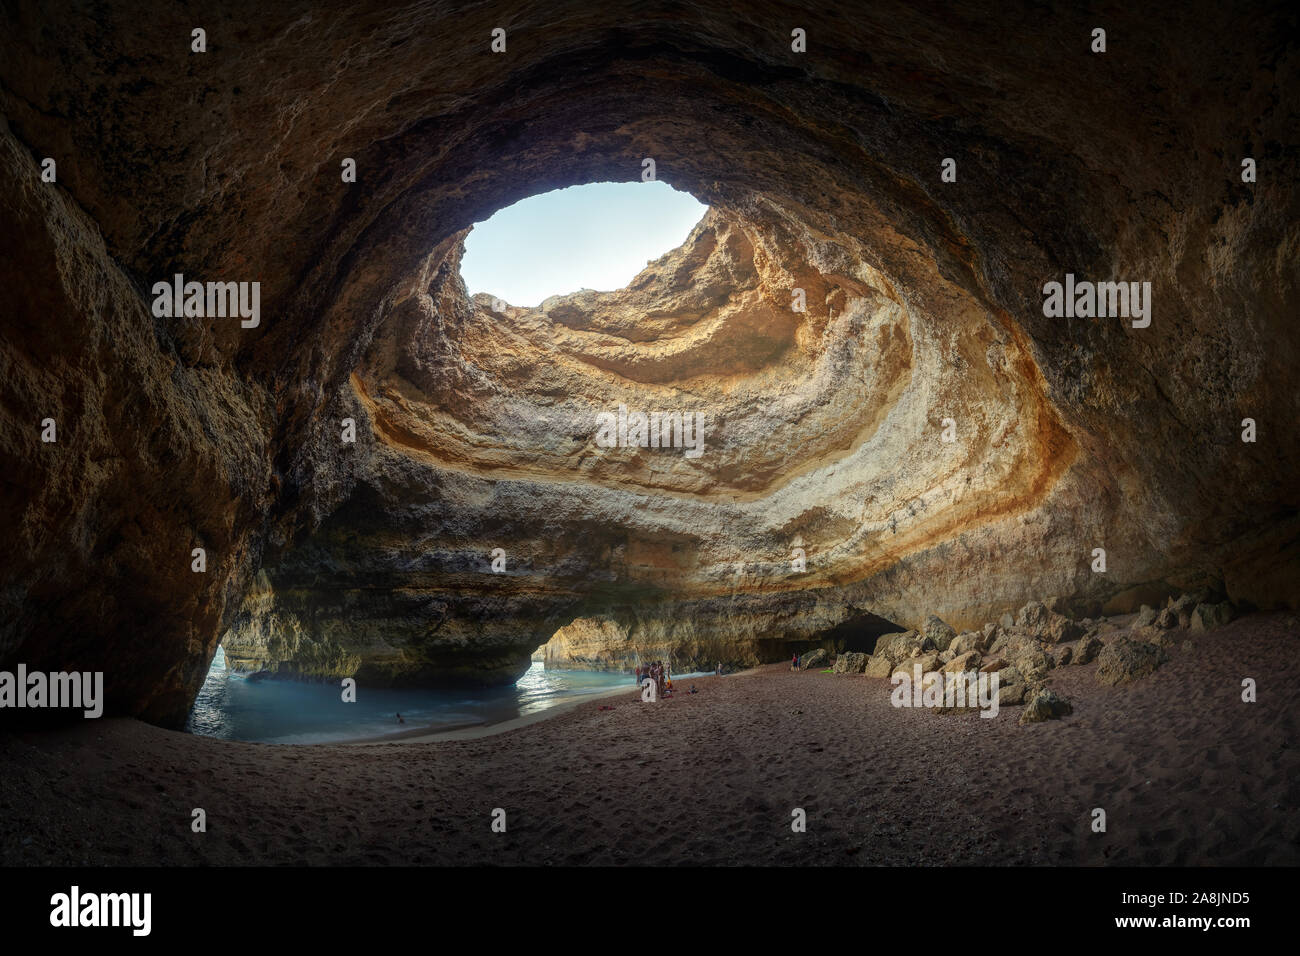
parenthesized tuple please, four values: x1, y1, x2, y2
(345, 683, 635, 744)
(1, 613, 1296, 865)
(346, 669, 744, 744)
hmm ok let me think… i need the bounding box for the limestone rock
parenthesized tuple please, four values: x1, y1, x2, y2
(996, 665, 1024, 686)
(1166, 593, 1204, 628)
(1190, 602, 1234, 632)
(874, 631, 920, 665)
(1015, 651, 1050, 683)
(799, 648, 830, 670)
(1016, 602, 1051, 630)
(1095, 638, 1170, 686)
(864, 654, 895, 678)
(892, 652, 941, 679)
(1074, 635, 1103, 664)
(943, 650, 982, 673)
(1019, 689, 1074, 724)
(923, 615, 957, 652)
(833, 651, 869, 674)
(997, 682, 1029, 706)
(1043, 615, 1085, 644)
(863, 658, 894, 681)
(950, 630, 984, 656)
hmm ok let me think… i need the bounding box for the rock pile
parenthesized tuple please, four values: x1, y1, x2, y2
(832, 590, 1240, 722)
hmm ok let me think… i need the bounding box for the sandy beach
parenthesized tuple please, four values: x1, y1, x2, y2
(1, 612, 1296, 866)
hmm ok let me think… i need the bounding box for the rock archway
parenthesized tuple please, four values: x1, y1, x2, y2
(1, 1, 1296, 725)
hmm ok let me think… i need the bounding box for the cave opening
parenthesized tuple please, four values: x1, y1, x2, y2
(809, 612, 906, 656)
(459, 180, 708, 307)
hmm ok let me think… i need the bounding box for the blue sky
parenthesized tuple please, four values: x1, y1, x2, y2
(460, 181, 708, 307)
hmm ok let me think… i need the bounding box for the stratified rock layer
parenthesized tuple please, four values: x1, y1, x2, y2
(1, 1, 1297, 720)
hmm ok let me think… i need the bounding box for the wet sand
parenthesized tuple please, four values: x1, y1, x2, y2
(1, 612, 1296, 866)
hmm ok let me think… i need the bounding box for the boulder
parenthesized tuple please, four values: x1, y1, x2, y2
(864, 654, 895, 678)
(914, 651, 943, 674)
(1015, 601, 1051, 630)
(1166, 593, 1202, 628)
(1074, 635, 1103, 664)
(943, 650, 982, 673)
(996, 682, 1029, 706)
(1043, 615, 1085, 644)
(992, 627, 1041, 660)
(1095, 638, 1169, 686)
(923, 614, 957, 652)
(950, 630, 984, 655)
(1134, 604, 1157, 628)
(798, 648, 829, 670)
(1149, 630, 1180, 649)
(1055, 644, 1073, 666)
(1019, 689, 1074, 724)
(873, 630, 920, 665)
(996, 664, 1024, 686)
(998, 612, 1015, 629)
(832, 651, 868, 674)
(891, 651, 941, 679)
(980, 657, 1007, 673)
(1015, 650, 1050, 682)
(1129, 624, 1165, 644)
(1155, 607, 1178, 629)
(1189, 601, 1234, 632)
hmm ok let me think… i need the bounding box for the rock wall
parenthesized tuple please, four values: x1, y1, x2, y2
(1, 0, 1297, 720)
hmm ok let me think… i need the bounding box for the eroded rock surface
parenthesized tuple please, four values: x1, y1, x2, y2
(1, 1, 1297, 720)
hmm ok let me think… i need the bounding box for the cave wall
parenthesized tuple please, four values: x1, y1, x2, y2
(1, 0, 1297, 721)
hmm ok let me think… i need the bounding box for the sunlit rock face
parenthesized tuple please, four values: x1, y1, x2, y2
(1, 1, 1297, 719)
(226, 199, 1067, 682)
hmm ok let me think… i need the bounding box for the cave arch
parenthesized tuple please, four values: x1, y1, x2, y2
(1, 2, 1296, 725)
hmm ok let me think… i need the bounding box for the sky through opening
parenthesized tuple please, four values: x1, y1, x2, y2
(460, 181, 708, 307)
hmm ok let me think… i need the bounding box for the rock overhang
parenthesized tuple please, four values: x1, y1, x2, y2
(0, 0, 1296, 723)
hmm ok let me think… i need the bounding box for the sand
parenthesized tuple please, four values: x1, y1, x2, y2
(1, 612, 1296, 866)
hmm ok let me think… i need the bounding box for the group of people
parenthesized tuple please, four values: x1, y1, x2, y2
(634, 660, 674, 697)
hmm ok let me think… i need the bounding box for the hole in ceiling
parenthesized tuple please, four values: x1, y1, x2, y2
(459, 180, 708, 308)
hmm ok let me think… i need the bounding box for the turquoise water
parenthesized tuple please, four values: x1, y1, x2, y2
(185, 646, 642, 744)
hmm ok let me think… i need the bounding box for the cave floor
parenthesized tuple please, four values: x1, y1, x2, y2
(1, 613, 1296, 866)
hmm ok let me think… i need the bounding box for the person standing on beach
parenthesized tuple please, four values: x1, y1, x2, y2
(792, 653, 799, 670)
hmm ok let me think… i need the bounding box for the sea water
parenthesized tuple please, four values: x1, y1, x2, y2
(186, 646, 655, 744)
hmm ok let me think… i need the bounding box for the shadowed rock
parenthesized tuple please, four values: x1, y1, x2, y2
(1096, 638, 1170, 686)
(1, 0, 1297, 723)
